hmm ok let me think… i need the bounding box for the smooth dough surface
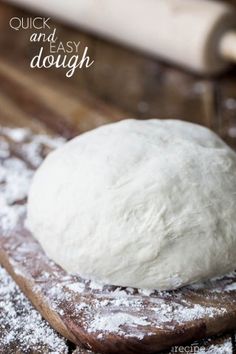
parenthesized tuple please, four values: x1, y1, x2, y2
(26, 119, 236, 290)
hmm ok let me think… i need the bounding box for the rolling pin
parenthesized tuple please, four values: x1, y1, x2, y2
(6, 0, 236, 74)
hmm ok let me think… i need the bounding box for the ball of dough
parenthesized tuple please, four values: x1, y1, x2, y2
(26, 119, 236, 290)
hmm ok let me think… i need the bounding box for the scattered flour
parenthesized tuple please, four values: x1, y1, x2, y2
(0, 266, 68, 353)
(0, 139, 10, 158)
(138, 288, 155, 297)
(0, 127, 235, 353)
(0, 128, 65, 234)
(1, 127, 31, 142)
(89, 280, 105, 291)
(88, 313, 149, 335)
(150, 300, 226, 324)
(65, 282, 86, 293)
(0, 128, 68, 352)
(199, 338, 232, 353)
(225, 283, 236, 292)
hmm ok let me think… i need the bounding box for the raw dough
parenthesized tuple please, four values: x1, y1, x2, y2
(26, 119, 236, 290)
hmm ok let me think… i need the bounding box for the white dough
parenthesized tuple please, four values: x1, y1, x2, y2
(26, 119, 236, 290)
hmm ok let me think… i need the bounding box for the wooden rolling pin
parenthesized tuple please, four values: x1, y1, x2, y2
(5, 0, 236, 74)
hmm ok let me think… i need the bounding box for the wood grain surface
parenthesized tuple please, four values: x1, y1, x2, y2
(0, 1, 236, 352)
(0, 129, 236, 354)
(0, 265, 70, 353)
(0, 2, 236, 149)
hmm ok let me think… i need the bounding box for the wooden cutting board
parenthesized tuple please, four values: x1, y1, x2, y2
(0, 127, 236, 354)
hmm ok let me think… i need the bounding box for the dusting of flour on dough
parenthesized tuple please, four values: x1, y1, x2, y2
(0, 126, 235, 349)
(26, 119, 236, 290)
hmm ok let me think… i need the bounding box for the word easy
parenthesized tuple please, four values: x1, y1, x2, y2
(50, 41, 81, 53)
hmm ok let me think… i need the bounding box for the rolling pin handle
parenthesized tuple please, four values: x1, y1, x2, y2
(219, 31, 236, 63)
